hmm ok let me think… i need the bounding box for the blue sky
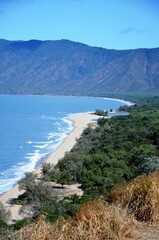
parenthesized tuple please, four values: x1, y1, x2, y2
(0, 0, 158, 49)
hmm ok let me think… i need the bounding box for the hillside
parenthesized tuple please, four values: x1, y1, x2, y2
(0, 39, 159, 95)
(1, 96, 159, 239)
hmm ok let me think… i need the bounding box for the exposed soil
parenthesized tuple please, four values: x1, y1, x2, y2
(132, 223, 159, 240)
(49, 182, 83, 199)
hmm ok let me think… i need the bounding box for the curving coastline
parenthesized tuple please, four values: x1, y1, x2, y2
(0, 112, 101, 223)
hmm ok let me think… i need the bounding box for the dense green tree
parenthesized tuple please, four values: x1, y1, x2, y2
(95, 109, 108, 116)
(118, 105, 130, 111)
(52, 97, 159, 196)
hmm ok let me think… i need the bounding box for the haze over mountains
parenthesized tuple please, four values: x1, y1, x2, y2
(0, 39, 158, 96)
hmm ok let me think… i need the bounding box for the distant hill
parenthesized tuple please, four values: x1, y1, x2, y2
(0, 39, 159, 96)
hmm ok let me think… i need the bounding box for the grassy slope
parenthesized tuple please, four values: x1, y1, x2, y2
(4, 173, 159, 239)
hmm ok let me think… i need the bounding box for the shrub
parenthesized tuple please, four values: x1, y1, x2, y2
(95, 109, 108, 116)
(109, 172, 159, 223)
(118, 105, 130, 112)
(0, 201, 11, 222)
(139, 156, 159, 174)
(13, 218, 33, 230)
(14, 200, 135, 240)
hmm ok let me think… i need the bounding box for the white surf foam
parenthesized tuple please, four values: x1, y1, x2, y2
(0, 116, 73, 194)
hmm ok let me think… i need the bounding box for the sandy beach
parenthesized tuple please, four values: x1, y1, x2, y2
(0, 112, 100, 223)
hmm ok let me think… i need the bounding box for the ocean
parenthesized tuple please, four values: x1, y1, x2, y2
(0, 95, 129, 194)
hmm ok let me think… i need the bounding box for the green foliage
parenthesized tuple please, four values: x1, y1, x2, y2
(18, 172, 57, 212)
(118, 105, 130, 111)
(0, 204, 12, 239)
(53, 96, 159, 196)
(139, 156, 159, 174)
(44, 213, 60, 222)
(41, 163, 56, 181)
(0, 202, 11, 223)
(0, 225, 15, 240)
(0, 219, 8, 228)
(97, 117, 108, 127)
(16, 172, 87, 224)
(80, 154, 131, 196)
(8, 96, 159, 230)
(10, 192, 28, 205)
(95, 109, 108, 116)
(13, 218, 33, 230)
(57, 194, 83, 217)
(42, 162, 53, 176)
(18, 172, 37, 193)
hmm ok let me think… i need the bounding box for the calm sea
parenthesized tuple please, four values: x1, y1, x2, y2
(0, 95, 129, 194)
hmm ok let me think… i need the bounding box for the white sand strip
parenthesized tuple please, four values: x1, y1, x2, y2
(35, 112, 100, 174)
(0, 112, 100, 223)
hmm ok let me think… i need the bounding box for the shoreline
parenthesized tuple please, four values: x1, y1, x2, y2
(34, 112, 98, 174)
(0, 95, 131, 193)
(1, 93, 134, 106)
(0, 112, 101, 223)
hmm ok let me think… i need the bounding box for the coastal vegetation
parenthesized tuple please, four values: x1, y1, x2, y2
(0, 202, 11, 224)
(52, 97, 159, 197)
(1, 95, 159, 239)
(95, 109, 108, 116)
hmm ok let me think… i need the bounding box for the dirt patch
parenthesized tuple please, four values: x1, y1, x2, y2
(131, 223, 159, 240)
(49, 182, 83, 199)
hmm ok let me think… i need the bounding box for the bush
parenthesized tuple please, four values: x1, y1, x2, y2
(109, 172, 159, 223)
(139, 156, 159, 174)
(0, 219, 8, 228)
(18, 172, 55, 206)
(14, 200, 135, 240)
(13, 218, 33, 230)
(0, 201, 11, 222)
(118, 105, 130, 112)
(95, 109, 108, 116)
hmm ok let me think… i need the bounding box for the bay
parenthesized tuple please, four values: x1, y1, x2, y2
(0, 95, 128, 194)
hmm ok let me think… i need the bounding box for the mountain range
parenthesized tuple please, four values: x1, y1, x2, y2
(0, 39, 159, 96)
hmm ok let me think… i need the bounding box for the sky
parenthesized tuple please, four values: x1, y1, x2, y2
(0, 0, 158, 50)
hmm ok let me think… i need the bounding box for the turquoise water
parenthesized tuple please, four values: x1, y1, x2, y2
(0, 95, 128, 194)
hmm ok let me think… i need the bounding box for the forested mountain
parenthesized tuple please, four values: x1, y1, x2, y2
(0, 39, 159, 95)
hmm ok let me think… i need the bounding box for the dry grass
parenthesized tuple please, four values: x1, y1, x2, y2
(71, 200, 135, 240)
(14, 200, 135, 240)
(11, 173, 159, 239)
(109, 172, 159, 224)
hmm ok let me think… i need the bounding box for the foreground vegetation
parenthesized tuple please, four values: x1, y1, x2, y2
(1, 172, 159, 239)
(0, 95, 159, 239)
